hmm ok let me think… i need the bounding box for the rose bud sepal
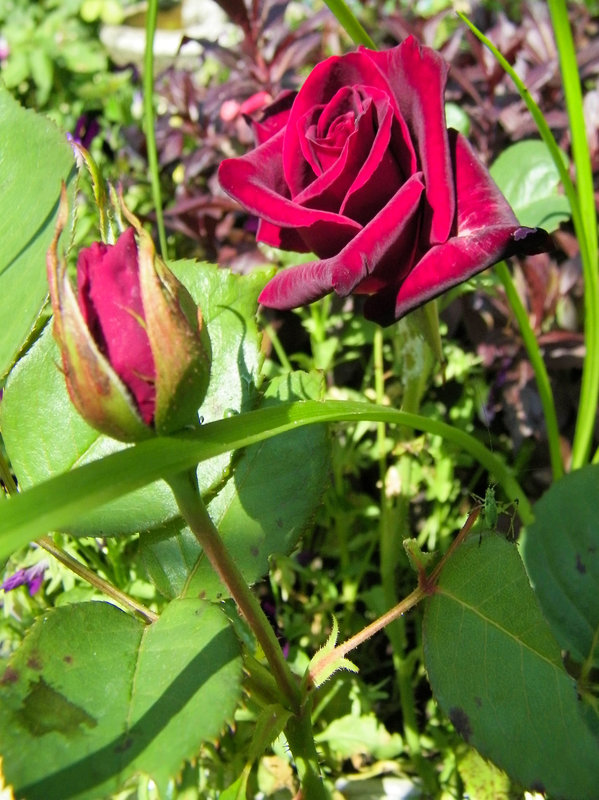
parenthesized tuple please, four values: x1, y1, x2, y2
(127, 212, 211, 435)
(46, 187, 153, 442)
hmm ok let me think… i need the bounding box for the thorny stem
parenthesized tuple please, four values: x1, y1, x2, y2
(167, 469, 302, 713)
(167, 470, 332, 796)
(310, 506, 481, 685)
(285, 702, 332, 800)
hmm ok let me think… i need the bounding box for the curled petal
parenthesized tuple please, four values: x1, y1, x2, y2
(218, 131, 361, 258)
(259, 174, 424, 308)
(387, 224, 551, 324)
(364, 38, 453, 244)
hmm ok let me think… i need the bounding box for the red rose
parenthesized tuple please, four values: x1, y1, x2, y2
(218, 37, 551, 325)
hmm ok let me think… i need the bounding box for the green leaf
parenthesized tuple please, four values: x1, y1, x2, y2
(315, 713, 403, 761)
(490, 139, 571, 232)
(445, 102, 470, 135)
(141, 371, 330, 599)
(457, 748, 511, 800)
(0, 599, 242, 800)
(0, 87, 75, 377)
(423, 533, 599, 798)
(219, 775, 249, 800)
(521, 463, 599, 668)
(0, 262, 268, 535)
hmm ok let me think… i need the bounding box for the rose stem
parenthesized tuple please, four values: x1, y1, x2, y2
(285, 705, 332, 800)
(167, 469, 302, 712)
(309, 505, 481, 687)
(168, 470, 332, 798)
(373, 325, 439, 795)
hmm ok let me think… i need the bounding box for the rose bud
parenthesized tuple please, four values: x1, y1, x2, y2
(46, 187, 210, 441)
(218, 37, 552, 326)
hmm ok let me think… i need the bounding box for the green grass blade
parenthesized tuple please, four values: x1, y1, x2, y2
(143, 0, 168, 258)
(495, 262, 564, 480)
(0, 400, 530, 560)
(322, 0, 376, 48)
(547, 0, 599, 468)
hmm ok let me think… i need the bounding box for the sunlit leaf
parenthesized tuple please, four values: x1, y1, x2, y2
(0, 599, 242, 800)
(0, 87, 75, 377)
(424, 534, 599, 798)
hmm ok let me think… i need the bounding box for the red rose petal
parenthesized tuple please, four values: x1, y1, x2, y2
(452, 131, 519, 232)
(77, 228, 156, 423)
(283, 51, 415, 196)
(365, 37, 454, 245)
(293, 91, 391, 216)
(364, 132, 551, 324)
(218, 130, 361, 258)
(258, 173, 424, 308)
(252, 90, 296, 145)
(340, 107, 404, 224)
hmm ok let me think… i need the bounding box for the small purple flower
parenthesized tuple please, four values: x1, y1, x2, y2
(1, 561, 48, 596)
(72, 113, 101, 149)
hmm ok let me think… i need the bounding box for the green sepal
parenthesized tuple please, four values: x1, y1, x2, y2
(307, 617, 358, 689)
(403, 538, 438, 575)
(134, 224, 211, 435)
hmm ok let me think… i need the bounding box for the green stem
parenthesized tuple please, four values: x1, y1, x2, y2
(168, 470, 329, 795)
(495, 262, 564, 480)
(547, 0, 599, 469)
(167, 470, 301, 713)
(144, 0, 168, 258)
(0, 451, 156, 622)
(38, 536, 158, 624)
(263, 322, 293, 372)
(0, 450, 17, 494)
(375, 326, 438, 796)
(311, 508, 483, 685)
(321, 0, 376, 48)
(285, 701, 331, 800)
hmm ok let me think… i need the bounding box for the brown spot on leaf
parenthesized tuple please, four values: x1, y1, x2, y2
(1, 667, 19, 685)
(63, 655, 73, 664)
(449, 707, 472, 742)
(474, 696, 482, 708)
(250, 545, 259, 557)
(114, 736, 133, 753)
(576, 553, 586, 574)
(27, 653, 43, 671)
